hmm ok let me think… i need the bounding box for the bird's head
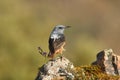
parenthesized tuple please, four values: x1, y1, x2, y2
(52, 25, 70, 34)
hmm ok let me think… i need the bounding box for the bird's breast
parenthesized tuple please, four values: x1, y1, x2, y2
(51, 34, 61, 39)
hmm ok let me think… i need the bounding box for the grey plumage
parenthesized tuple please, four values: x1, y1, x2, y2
(48, 25, 70, 58)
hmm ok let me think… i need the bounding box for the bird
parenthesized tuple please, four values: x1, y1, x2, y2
(48, 25, 70, 59)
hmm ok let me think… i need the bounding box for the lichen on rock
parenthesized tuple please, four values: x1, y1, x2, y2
(35, 57, 74, 80)
(35, 49, 120, 80)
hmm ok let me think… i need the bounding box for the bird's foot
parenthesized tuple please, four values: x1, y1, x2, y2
(60, 54, 64, 61)
(60, 56, 63, 61)
(50, 58, 55, 61)
(49, 58, 55, 66)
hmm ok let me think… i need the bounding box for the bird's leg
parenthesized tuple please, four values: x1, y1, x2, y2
(51, 58, 55, 66)
(50, 57, 55, 61)
(60, 53, 63, 61)
(59, 46, 66, 61)
(49, 55, 55, 66)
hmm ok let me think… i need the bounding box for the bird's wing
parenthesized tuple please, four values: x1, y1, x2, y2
(49, 35, 65, 54)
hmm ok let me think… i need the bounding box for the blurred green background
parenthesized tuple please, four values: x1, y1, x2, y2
(1, 0, 120, 80)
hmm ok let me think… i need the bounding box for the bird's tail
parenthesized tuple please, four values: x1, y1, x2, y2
(48, 52, 54, 58)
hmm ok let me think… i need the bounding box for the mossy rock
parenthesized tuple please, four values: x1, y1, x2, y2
(73, 65, 120, 80)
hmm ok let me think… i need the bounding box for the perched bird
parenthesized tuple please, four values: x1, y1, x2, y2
(48, 25, 70, 58)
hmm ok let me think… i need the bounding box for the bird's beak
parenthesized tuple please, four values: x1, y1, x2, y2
(65, 26, 71, 29)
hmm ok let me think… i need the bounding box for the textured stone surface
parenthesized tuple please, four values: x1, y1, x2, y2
(92, 49, 120, 75)
(35, 57, 74, 80)
(35, 49, 120, 80)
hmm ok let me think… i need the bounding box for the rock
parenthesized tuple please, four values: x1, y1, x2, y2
(35, 57, 74, 80)
(92, 49, 120, 75)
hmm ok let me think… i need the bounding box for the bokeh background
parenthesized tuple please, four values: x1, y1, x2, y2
(1, 0, 120, 80)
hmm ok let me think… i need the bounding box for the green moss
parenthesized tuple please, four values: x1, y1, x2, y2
(73, 65, 120, 80)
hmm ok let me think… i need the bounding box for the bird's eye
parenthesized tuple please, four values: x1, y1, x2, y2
(59, 27, 63, 29)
